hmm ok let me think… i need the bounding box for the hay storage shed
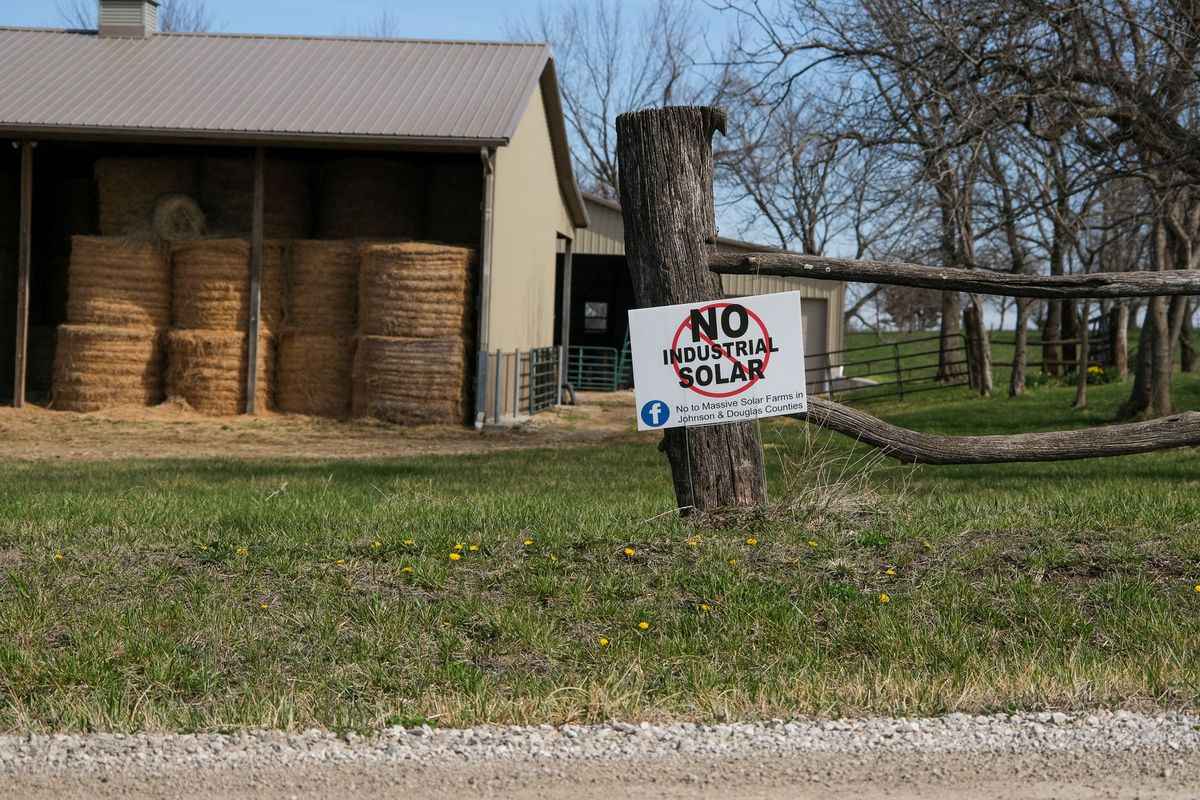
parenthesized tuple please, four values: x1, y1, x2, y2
(558, 192, 846, 390)
(0, 1, 588, 424)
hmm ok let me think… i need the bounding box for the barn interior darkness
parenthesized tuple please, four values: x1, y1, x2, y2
(0, 141, 483, 411)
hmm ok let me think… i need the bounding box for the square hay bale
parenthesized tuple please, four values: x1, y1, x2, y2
(200, 157, 312, 238)
(286, 240, 359, 329)
(352, 335, 466, 425)
(275, 328, 355, 418)
(315, 158, 425, 240)
(358, 242, 474, 338)
(166, 329, 274, 416)
(52, 324, 164, 411)
(65, 236, 172, 328)
(95, 157, 200, 236)
(172, 239, 286, 331)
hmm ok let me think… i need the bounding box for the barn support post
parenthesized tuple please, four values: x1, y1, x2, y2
(245, 146, 265, 414)
(557, 237, 574, 406)
(616, 106, 767, 516)
(12, 140, 33, 408)
(473, 148, 497, 427)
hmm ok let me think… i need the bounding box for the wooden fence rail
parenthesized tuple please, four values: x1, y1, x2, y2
(711, 252, 1200, 299)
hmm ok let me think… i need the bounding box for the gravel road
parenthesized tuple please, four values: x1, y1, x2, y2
(3, 712, 1198, 799)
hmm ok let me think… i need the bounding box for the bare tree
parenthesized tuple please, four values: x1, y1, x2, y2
(56, 0, 215, 32)
(509, 0, 706, 197)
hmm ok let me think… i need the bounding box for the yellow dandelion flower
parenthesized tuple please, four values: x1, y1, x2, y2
(401, 566, 414, 573)
(523, 539, 534, 546)
(1195, 584, 1200, 593)
(886, 569, 895, 576)
(807, 540, 818, 547)
(260, 602, 270, 610)
(624, 547, 636, 556)
(729, 558, 738, 565)
(687, 540, 699, 547)
(922, 541, 932, 549)
(442, 621, 453, 628)
(879, 593, 891, 604)
(637, 621, 650, 630)
(372, 540, 383, 548)
(449, 552, 462, 561)
(199, 545, 209, 552)
(53, 553, 64, 561)
(745, 538, 758, 546)
(335, 559, 346, 565)
(454, 543, 464, 551)
(699, 603, 711, 613)
(403, 539, 414, 546)
(598, 638, 609, 647)
(469, 545, 479, 552)
(549, 555, 558, 562)
(235, 547, 248, 556)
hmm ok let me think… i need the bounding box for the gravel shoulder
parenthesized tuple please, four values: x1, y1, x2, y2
(4, 713, 1198, 799)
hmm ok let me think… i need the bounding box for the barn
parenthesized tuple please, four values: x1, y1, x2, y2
(0, 0, 587, 425)
(556, 192, 846, 392)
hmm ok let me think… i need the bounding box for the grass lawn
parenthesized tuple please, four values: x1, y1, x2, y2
(2, 377, 1199, 732)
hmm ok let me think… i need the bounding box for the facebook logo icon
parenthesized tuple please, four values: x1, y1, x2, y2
(640, 400, 669, 428)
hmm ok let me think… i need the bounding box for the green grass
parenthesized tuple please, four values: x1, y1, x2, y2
(2, 377, 1200, 732)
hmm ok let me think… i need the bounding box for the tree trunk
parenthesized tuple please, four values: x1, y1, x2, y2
(1074, 300, 1090, 410)
(1010, 298, 1030, 397)
(1112, 304, 1129, 379)
(616, 105, 767, 516)
(1181, 299, 1195, 372)
(938, 291, 964, 381)
(1060, 299, 1078, 367)
(1042, 301, 1062, 377)
(1117, 320, 1152, 420)
(1149, 295, 1174, 416)
(963, 296, 992, 396)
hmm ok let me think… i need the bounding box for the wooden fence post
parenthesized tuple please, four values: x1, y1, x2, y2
(617, 106, 767, 515)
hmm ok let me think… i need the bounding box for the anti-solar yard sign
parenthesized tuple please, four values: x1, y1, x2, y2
(628, 291, 807, 431)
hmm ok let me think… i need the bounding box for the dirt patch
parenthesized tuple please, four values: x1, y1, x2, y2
(0, 392, 640, 462)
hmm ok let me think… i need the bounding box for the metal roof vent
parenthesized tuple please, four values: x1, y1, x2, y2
(98, 0, 160, 38)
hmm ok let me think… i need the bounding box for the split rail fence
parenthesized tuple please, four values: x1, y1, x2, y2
(615, 105, 1200, 515)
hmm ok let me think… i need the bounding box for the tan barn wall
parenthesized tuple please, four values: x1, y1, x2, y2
(487, 84, 574, 351)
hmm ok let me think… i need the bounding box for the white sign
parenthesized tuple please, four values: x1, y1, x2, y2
(628, 291, 807, 431)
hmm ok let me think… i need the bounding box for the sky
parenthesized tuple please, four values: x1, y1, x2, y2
(0, 0, 674, 40)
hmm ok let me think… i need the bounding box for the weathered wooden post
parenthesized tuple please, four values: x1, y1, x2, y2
(617, 106, 767, 515)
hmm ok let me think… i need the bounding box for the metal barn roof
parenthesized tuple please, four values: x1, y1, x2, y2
(0, 28, 548, 144)
(0, 27, 588, 226)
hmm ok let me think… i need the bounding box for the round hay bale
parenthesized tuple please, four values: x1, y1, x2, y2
(151, 194, 206, 241)
(285, 240, 358, 328)
(358, 242, 474, 338)
(166, 329, 274, 416)
(52, 324, 165, 411)
(352, 335, 466, 425)
(315, 158, 425, 240)
(426, 161, 482, 246)
(200, 157, 312, 238)
(275, 328, 355, 418)
(65, 236, 172, 328)
(172, 238, 285, 331)
(95, 157, 199, 236)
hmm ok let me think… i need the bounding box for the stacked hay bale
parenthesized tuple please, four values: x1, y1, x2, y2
(95, 157, 199, 236)
(200, 157, 312, 238)
(275, 241, 358, 417)
(315, 158, 425, 240)
(354, 243, 473, 424)
(52, 237, 170, 410)
(167, 239, 284, 415)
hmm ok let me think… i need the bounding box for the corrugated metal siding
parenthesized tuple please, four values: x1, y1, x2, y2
(0, 28, 550, 143)
(575, 197, 625, 256)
